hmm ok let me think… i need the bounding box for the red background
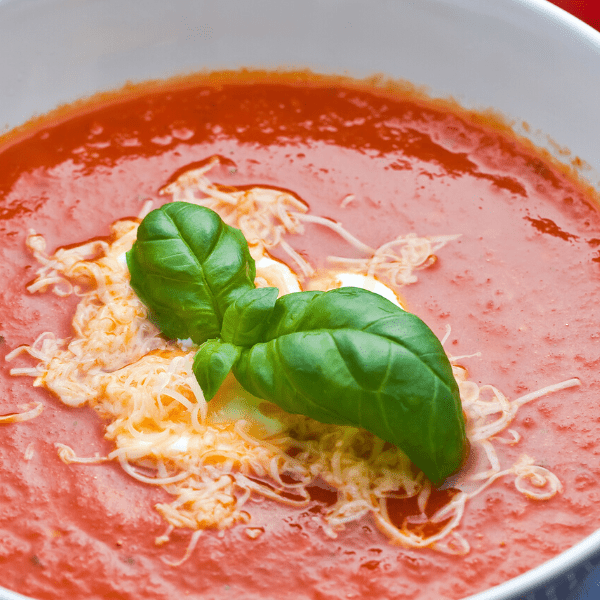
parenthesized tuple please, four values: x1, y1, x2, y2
(546, 0, 600, 30)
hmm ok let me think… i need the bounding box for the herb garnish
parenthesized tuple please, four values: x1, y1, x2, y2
(127, 203, 467, 485)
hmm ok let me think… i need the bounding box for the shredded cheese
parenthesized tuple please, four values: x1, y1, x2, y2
(6, 156, 580, 561)
(0, 402, 44, 424)
(24, 442, 35, 461)
(158, 156, 456, 287)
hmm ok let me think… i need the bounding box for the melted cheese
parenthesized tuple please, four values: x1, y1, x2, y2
(254, 254, 302, 295)
(308, 270, 406, 309)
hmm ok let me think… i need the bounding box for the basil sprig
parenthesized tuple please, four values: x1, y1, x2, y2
(128, 203, 467, 485)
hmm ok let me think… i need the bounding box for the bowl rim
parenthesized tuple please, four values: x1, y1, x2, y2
(521, 0, 600, 46)
(465, 5, 600, 595)
(0, 2, 599, 600)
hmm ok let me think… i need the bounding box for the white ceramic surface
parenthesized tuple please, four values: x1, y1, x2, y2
(1, 0, 600, 186)
(1, 1, 599, 599)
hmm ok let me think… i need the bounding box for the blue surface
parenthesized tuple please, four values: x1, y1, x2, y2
(566, 563, 600, 600)
(521, 554, 600, 600)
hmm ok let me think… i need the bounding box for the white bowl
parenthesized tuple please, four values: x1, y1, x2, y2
(1, 1, 599, 599)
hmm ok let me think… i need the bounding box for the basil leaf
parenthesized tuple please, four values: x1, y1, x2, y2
(127, 205, 466, 484)
(221, 287, 279, 347)
(232, 287, 466, 485)
(193, 340, 242, 401)
(126, 203, 256, 344)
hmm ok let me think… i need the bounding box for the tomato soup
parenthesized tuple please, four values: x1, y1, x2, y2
(1, 74, 599, 600)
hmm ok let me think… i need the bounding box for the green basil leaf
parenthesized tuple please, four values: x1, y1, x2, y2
(126, 203, 256, 344)
(232, 287, 466, 485)
(193, 340, 242, 401)
(221, 287, 279, 347)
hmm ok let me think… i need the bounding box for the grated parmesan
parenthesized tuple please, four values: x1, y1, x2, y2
(6, 156, 580, 560)
(0, 402, 44, 424)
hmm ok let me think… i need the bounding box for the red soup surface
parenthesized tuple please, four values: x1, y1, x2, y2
(1, 74, 600, 600)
